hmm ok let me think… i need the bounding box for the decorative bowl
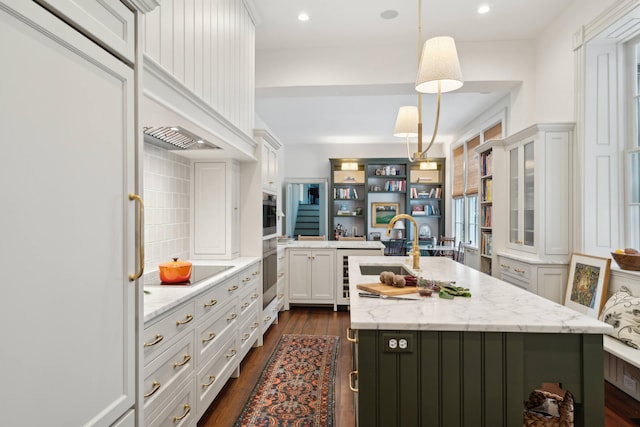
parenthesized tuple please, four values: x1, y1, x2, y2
(611, 252, 640, 271)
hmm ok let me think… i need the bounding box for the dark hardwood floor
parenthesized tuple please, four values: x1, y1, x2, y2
(198, 307, 640, 427)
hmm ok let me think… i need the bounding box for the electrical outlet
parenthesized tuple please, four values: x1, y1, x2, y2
(623, 374, 637, 391)
(382, 333, 413, 353)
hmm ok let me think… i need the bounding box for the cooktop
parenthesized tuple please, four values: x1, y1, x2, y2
(146, 265, 234, 286)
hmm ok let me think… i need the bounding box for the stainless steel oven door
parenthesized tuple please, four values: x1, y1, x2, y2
(262, 237, 277, 308)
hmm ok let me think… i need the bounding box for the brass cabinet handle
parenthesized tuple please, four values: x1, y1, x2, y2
(143, 333, 164, 348)
(228, 284, 239, 292)
(202, 375, 216, 388)
(202, 332, 216, 343)
(242, 277, 251, 282)
(251, 322, 259, 330)
(173, 354, 191, 368)
(176, 314, 193, 326)
(128, 194, 144, 281)
(251, 293, 259, 300)
(227, 313, 237, 321)
(144, 381, 161, 398)
(173, 404, 190, 422)
(252, 271, 260, 276)
(346, 328, 358, 343)
(514, 268, 525, 274)
(204, 299, 218, 308)
(241, 332, 250, 341)
(349, 371, 358, 392)
(226, 349, 237, 359)
(241, 302, 250, 309)
(500, 264, 510, 269)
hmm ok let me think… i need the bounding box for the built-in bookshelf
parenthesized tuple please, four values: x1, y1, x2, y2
(329, 158, 445, 240)
(478, 145, 494, 275)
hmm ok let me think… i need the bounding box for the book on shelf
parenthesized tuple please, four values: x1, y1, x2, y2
(333, 187, 359, 199)
(481, 151, 493, 176)
(427, 187, 442, 198)
(481, 232, 493, 256)
(383, 180, 406, 192)
(417, 176, 433, 183)
(337, 210, 351, 216)
(481, 205, 492, 227)
(482, 179, 492, 202)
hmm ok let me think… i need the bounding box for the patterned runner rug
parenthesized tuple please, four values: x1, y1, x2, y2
(234, 334, 339, 427)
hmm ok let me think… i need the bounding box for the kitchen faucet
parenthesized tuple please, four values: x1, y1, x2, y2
(386, 214, 421, 270)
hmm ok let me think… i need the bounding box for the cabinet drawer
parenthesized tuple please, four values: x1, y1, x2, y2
(501, 272, 531, 293)
(143, 331, 195, 418)
(195, 298, 238, 364)
(195, 276, 240, 319)
(196, 334, 239, 418)
(238, 307, 260, 359)
(146, 376, 197, 427)
(239, 284, 260, 317)
(144, 302, 196, 363)
(238, 263, 261, 291)
(497, 257, 531, 279)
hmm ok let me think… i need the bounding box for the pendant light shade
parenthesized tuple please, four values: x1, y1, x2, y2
(393, 106, 419, 137)
(415, 36, 463, 94)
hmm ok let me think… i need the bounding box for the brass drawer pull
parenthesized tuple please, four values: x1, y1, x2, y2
(173, 404, 190, 422)
(227, 313, 237, 321)
(228, 284, 239, 292)
(243, 277, 251, 282)
(204, 299, 218, 308)
(202, 332, 216, 343)
(176, 314, 193, 326)
(202, 375, 216, 388)
(251, 322, 259, 330)
(349, 371, 358, 393)
(128, 193, 144, 281)
(252, 271, 260, 276)
(241, 332, 250, 341)
(144, 334, 164, 348)
(242, 302, 250, 309)
(144, 381, 160, 398)
(263, 316, 271, 324)
(173, 354, 191, 368)
(500, 264, 510, 269)
(514, 268, 525, 274)
(226, 349, 237, 359)
(251, 293, 259, 300)
(346, 328, 358, 343)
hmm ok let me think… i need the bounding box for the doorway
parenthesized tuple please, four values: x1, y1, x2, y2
(284, 180, 327, 238)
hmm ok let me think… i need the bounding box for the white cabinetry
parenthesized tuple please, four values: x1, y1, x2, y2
(277, 246, 288, 310)
(192, 161, 240, 259)
(288, 249, 336, 305)
(143, 262, 261, 424)
(1, 1, 141, 425)
(255, 129, 282, 193)
(462, 245, 480, 271)
(494, 124, 574, 302)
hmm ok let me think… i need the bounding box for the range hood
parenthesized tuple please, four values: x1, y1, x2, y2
(143, 126, 222, 151)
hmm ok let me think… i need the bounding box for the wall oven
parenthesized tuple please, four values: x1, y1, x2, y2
(263, 192, 277, 236)
(262, 237, 277, 309)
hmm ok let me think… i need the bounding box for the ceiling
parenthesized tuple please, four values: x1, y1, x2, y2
(252, 0, 573, 146)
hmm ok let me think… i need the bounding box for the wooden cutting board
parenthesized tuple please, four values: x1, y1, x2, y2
(357, 282, 418, 296)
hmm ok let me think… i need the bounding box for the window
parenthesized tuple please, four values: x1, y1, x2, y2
(629, 42, 640, 249)
(454, 197, 465, 244)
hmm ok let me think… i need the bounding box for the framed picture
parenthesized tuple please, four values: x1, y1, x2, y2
(563, 253, 611, 318)
(371, 202, 400, 227)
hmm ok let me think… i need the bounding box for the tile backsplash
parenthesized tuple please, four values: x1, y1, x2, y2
(143, 143, 191, 273)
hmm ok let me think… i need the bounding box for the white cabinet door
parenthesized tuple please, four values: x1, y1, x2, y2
(192, 160, 239, 259)
(0, 2, 135, 425)
(288, 251, 312, 299)
(310, 250, 335, 300)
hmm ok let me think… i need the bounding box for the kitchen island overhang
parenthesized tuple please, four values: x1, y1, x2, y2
(348, 255, 611, 427)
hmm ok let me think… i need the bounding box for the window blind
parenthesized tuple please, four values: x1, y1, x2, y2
(452, 145, 465, 197)
(466, 136, 480, 195)
(483, 122, 502, 142)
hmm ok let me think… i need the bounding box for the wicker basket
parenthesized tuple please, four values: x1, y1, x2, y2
(523, 389, 574, 427)
(611, 252, 640, 271)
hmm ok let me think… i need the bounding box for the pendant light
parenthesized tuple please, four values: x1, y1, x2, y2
(394, 0, 463, 162)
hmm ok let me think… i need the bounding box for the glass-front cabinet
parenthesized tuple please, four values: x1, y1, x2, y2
(508, 141, 535, 248)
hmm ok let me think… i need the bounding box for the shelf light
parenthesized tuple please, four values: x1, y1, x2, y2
(341, 162, 359, 171)
(420, 161, 438, 170)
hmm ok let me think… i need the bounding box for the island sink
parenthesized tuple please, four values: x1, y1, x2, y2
(359, 265, 413, 276)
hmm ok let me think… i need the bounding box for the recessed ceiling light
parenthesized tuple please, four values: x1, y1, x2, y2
(477, 5, 491, 14)
(380, 9, 398, 20)
(298, 12, 309, 22)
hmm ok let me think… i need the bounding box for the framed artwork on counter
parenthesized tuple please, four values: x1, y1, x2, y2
(563, 253, 611, 318)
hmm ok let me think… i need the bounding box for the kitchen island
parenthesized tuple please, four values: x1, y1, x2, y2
(348, 256, 611, 427)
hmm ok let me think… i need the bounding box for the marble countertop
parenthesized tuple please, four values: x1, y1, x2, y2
(142, 257, 260, 323)
(279, 240, 385, 250)
(495, 251, 569, 265)
(349, 255, 612, 334)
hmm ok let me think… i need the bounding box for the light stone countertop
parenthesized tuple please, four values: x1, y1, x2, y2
(279, 240, 385, 250)
(142, 257, 260, 323)
(349, 255, 612, 334)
